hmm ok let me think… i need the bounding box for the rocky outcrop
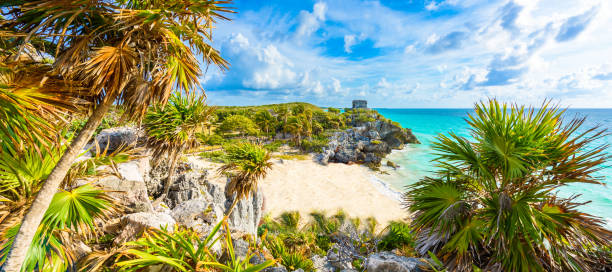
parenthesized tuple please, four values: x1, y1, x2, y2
(316, 120, 419, 165)
(225, 189, 264, 236)
(115, 212, 176, 244)
(91, 126, 142, 154)
(75, 157, 153, 213)
(366, 252, 425, 272)
(146, 161, 263, 237)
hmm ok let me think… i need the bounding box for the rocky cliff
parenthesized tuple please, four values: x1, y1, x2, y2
(316, 120, 419, 165)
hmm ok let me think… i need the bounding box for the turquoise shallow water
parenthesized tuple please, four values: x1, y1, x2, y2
(375, 108, 612, 227)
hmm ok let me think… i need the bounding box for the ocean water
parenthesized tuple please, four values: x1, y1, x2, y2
(375, 108, 612, 227)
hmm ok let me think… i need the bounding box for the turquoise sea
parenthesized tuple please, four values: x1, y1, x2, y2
(375, 108, 612, 228)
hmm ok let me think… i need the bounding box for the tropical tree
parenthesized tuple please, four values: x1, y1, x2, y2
(286, 116, 304, 146)
(275, 106, 291, 138)
(218, 115, 259, 137)
(143, 92, 216, 200)
(219, 142, 272, 216)
(405, 100, 612, 272)
(0, 1, 232, 270)
(255, 110, 275, 138)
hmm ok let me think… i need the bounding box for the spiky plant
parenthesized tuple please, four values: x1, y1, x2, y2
(219, 142, 272, 216)
(1, 1, 232, 269)
(406, 99, 612, 271)
(105, 219, 274, 272)
(143, 92, 216, 200)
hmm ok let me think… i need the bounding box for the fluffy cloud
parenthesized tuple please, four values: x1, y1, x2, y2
(203, 0, 612, 108)
(296, 2, 327, 37)
(212, 33, 299, 90)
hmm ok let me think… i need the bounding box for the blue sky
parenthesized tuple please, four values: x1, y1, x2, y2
(201, 0, 612, 108)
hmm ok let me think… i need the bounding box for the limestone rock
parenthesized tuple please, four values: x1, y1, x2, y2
(317, 119, 419, 166)
(92, 126, 141, 154)
(75, 158, 153, 213)
(115, 212, 176, 244)
(225, 188, 264, 236)
(327, 248, 353, 270)
(311, 255, 334, 272)
(386, 160, 399, 169)
(366, 252, 425, 272)
(170, 197, 223, 233)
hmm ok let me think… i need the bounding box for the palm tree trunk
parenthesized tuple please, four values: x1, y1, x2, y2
(0, 93, 118, 272)
(156, 151, 180, 202)
(225, 196, 240, 217)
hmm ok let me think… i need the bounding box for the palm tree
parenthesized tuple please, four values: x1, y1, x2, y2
(218, 142, 272, 216)
(255, 110, 275, 138)
(1, 1, 232, 270)
(286, 116, 304, 146)
(276, 106, 291, 139)
(143, 92, 216, 200)
(406, 99, 612, 272)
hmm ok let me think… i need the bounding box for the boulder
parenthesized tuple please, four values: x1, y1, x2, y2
(327, 247, 353, 270)
(75, 158, 153, 213)
(165, 169, 210, 208)
(115, 212, 176, 244)
(92, 126, 141, 154)
(386, 160, 399, 169)
(170, 197, 223, 233)
(311, 255, 334, 272)
(366, 252, 425, 272)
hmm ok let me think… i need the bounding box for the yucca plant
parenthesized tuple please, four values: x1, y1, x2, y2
(143, 92, 216, 200)
(109, 219, 274, 272)
(1, 1, 232, 269)
(219, 142, 272, 215)
(406, 99, 612, 271)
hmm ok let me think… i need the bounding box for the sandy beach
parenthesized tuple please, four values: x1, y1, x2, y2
(259, 157, 407, 225)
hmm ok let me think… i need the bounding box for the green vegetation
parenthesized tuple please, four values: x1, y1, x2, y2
(0, 1, 232, 269)
(219, 142, 273, 215)
(406, 99, 612, 272)
(259, 211, 417, 271)
(82, 219, 274, 272)
(0, 134, 132, 271)
(218, 115, 260, 136)
(143, 93, 215, 199)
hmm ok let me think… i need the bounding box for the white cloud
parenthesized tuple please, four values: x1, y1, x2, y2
(344, 35, 357, 53)
(296, 2, 327, 37)
(203, 0, 612, 108)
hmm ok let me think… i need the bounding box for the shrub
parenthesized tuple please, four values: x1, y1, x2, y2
(300, 137, 328, 153)
(198, 134, 225, 146)
(200, 150, 226, 163)
(263, 140, 284, 152)
(378, 221, 416, 256)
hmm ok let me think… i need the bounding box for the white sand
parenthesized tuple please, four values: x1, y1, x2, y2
(260, 158, 407, 224)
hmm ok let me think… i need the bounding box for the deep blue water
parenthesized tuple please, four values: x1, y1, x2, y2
(375, 108, 612, 227)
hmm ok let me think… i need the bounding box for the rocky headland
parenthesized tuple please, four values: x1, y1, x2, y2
(317, 114, 420, 166)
